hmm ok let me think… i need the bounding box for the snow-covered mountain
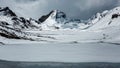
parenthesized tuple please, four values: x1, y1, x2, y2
(1, 6, 120, 41)
(0, 7, 16, 17)
(88, 7, 120, 30)
(0, 7, 88, 31)
(0, 7, 41, 30)
(0, 7, 42, 40)
(39, 10, 88, 30)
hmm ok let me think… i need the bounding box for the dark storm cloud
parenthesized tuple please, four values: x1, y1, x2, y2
(44, 0, 119, 19)
(0, 0, 120, 19)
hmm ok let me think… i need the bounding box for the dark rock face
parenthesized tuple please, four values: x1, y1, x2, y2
(56, 11, 66, 19)
(112, 14, 120, 19)
(38, 10, 67, 23)
(0, 24, 21, 39)
(12, 17, 38, 29)
(0, 32, 20, 39)
(0, 24, 35, 40)
(55, 10, 67, 23)
(39, 11, 54, 22)
(0, 7, 16, 17)
(0, 21, 9, 26)
(29, 18, 40, 24)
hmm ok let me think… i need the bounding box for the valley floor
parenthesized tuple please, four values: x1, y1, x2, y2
(0, 29, 120, 62)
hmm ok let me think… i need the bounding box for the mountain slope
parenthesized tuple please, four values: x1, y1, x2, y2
(1, 6, 120, 42)
(0, 7, 41, 30)
(0, 7, 16, 17)
(88, 7, 120, 30)
(0, 7, 42, 40)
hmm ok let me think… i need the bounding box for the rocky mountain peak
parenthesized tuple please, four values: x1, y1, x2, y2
(0, 7, 16, 17)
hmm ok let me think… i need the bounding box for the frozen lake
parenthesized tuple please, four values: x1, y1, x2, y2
(0, 42, 120, 62)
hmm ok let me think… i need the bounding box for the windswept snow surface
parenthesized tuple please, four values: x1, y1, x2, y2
(0, 27, 120, 62)
(0, 43, 120, 62)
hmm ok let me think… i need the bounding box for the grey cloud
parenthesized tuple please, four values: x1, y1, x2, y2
(0, 0, 120, 20)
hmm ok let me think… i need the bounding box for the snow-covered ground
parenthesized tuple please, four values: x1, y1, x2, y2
(0, 42, 120, 62)
(0, 27, 120, 62)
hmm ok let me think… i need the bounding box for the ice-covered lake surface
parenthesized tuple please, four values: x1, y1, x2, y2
(0, 43, 120, 62)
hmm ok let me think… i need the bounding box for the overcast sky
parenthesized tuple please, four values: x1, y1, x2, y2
(0, 0, 120, 20)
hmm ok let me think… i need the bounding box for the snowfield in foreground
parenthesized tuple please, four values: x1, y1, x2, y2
(0, 40, 120, 62)
(0, 28, 120, 62)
